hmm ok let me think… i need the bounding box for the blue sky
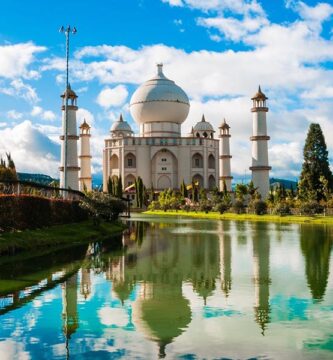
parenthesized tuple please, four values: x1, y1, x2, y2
(1, 0, 333, 181)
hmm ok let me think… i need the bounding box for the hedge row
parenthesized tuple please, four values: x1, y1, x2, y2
(0, 195, 87, 231)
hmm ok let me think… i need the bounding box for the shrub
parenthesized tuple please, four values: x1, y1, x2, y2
(148, 200, 160, 211)
(199, 200, 213, 213)
(80, 192, 126, 223)
(273, 201, 292, 216)
(249, 200, 267, 215)
(215, 201, 230, 214)
(232, 200, 245, 214)
(299, 201, 324, 215)
(0, 195, 87, 231)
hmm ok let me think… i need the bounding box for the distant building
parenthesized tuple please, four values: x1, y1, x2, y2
(102, 64, 271, 198)
(59, 65, 272, 198)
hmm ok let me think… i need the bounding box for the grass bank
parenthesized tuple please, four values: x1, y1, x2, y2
(144, 210, 333, 225)
(0, 220, 126, 256)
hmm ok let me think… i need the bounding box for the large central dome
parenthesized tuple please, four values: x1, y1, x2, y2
(130, 64, 190, 125)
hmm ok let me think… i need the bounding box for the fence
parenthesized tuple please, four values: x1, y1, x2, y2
(0, 180, 85, 201)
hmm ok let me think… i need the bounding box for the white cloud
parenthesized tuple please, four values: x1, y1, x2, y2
(289, 1, 333, 25)
(77, 108, 95, 126)
(0, 79, 39, 103)
(7, 110, 23, 120)
(31, 106, 56, 121)
(96, 85, 128, 109)
(0, 42, 46, 80)
(0, 120, 60, 177)
(198, 13, 268, 41)
(162, 0, 183, 6)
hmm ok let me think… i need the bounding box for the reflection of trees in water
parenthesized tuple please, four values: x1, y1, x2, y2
(300, 225, 332, 302)
(219, 221, 232, 297)
(252, 223, 271, 335)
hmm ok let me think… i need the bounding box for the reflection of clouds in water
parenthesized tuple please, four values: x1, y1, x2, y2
(170, 228, 218, 235)
(98, 307, 128, 327)
(0, 339, 30, 360)
(203, 306, 243, 319)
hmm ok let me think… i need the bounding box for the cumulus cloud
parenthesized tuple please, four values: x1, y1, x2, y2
(0, 120, 60, 177)
(0, 42, 46, 79)
(96, 85, 128, 109)
(7, 110, 23, 120)
(77, 108, 95, 126)
(0, 79, 39, 103)
(31, 106, 56, 121)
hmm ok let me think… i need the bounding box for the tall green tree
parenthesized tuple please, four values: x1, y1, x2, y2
(116, 175, 123, 198)
(0, 153, 18, 181)
(107, 177, 113, 195)
(298, 123, 333, 201)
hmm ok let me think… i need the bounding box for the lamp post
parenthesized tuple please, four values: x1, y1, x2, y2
(59, 25, 77, 190)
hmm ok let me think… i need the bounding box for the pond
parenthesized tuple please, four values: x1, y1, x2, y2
(0, 215, 332, 359)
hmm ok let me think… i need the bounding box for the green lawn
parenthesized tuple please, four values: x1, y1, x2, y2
(0, 220, 126, 256)
(144, 210, 333, 225)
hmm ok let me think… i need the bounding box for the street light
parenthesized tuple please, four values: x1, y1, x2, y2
(59, 25, 77, 190)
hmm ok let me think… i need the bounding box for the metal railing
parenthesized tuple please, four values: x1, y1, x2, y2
(0, 180, 85, 201)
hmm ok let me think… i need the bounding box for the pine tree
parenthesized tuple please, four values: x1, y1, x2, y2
(117, 175, 123, 198)
(298, 123, 333, 200)
(107, 177, 113, 195)
(0, 153, 18, 181)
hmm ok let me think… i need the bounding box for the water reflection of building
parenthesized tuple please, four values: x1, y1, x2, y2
(80, 268, 91, 300)
(300, 225, 332, 301)
(62, 273, 79, 339)
(107, 220, 219, 357)
(252, 223, 271, 335)
(218, 221, 232, 297)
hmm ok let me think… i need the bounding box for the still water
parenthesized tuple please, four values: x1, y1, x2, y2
(0, 216, 333, 359)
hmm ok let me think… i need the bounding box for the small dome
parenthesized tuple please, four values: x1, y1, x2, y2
(61, 84, 77, 99)
(219, 118, 230, 130)
(129, 64, 190, 125)
(193, 115, 215, 132)
(79, 119, 90, 129)
(111, 114, 133, 133)
(251, 85, 267, 100)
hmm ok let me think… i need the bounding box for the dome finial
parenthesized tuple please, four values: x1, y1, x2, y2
(157, 63, 163, 76)
(119, 113, 124, 122)
(201, 114, 206, 122)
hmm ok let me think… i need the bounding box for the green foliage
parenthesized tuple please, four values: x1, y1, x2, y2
(116, 175, 123, 198)
(80, 192, 126, 223)
(272, 201, 292, 216)
(298, 123, 333, 201)
(191, 181, 199, 202)
(0, 153, 18, 181)
(232, 199, 245, 214)
(249, 200, 267, 215)
(107, 177, 113, 195)
(0, 195, 87, 231)
(299, 201, 324, 216)
(135, 176, 144, 208)
(235, 183, 248, 201)
(199, 199, 213, 213)
(180, 179, 188, 198)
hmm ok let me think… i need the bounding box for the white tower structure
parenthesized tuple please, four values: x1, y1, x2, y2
(218, 119, 233, 192)
(79, 119, 92, 192)
(59, 85, 80, 190)
(250, 86, 271, 199)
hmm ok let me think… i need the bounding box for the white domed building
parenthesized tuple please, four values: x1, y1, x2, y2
(103, 64, 220, 192)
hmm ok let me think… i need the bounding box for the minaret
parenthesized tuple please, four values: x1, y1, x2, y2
(218, 119, 233, 191)
(250, 86, 271, 199)
(62, 273, 79, 339)
(252, 225, 270, 335)
(79, 119, 92, 192)
(59, 84, 80, 190)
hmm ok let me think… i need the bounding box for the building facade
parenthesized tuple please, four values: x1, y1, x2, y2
(103, 65, 220, 192)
